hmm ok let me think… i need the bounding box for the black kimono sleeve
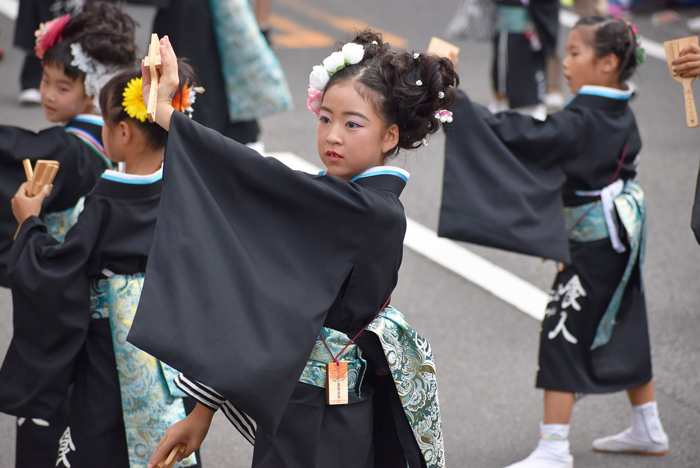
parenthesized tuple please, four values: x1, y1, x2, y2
(0, 203, 102, 418)
(0, 126, 107, 287)
(128, 112, 380, 435)
(692, 164, 700, 245)
(439, 89, 584, 263)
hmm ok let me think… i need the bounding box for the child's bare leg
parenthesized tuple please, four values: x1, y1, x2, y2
(627, 380, 654, 406)
(544, 390, 575, 424)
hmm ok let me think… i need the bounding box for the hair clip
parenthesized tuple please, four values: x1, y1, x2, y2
(438, 91, 445, 99)
(435, 110, 453, 123)
(414, 53, 420, 59)
(416, 80, 423, 86)
(421, 138, 428, 147)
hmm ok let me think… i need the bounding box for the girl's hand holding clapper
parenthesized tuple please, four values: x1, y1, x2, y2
(141, 35, 180, 131)
(674, 43, 700, 78)
(11, 182, 50, 226)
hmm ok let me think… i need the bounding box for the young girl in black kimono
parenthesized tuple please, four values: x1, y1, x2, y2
(1, 64, 202, 468)
(439, 16, 667, 468)
(0, 1, 138, 286)
(0, 3, 136, 467)
(126, 30, 457, 468)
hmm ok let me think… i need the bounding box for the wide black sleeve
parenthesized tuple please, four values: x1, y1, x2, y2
(0, 126, 106, 287)
(128, 112, 378, 436)
(438, 89, 584, 263)
(0, 125, 106, 212)
(0, 199, 101, 419)
(692, 163, 700, 245)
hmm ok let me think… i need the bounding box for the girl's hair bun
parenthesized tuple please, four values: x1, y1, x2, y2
(44, 0, 137, 80)
(344, 30, 390, 61)
(63, 0, 137, 68)
(327, 28, 460, 158)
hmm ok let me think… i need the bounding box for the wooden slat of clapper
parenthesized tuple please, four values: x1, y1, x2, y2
(663, 36, 699, 128)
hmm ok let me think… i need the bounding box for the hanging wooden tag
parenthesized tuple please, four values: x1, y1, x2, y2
(326, 361, 348, 405)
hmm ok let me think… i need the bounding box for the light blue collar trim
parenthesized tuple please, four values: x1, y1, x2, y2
(66, 114, 104, 126)
(318, 166, 410, 183)
(577, 85, 633, 101)
(101, 168, 163, 185)
(350, 166, 410, 182)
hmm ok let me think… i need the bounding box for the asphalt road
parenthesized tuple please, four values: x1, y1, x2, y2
(0, 1, 699, 467)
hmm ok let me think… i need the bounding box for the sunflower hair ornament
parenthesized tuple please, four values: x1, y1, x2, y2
(122, 77, 204, 122)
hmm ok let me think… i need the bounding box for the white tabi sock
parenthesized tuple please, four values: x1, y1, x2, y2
(592, 401, 669, 455)
(504, 423, 574, 468)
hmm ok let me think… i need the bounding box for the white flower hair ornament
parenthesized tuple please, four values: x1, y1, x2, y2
(307, 42, 365, 117)
(70, 42, 120, 110)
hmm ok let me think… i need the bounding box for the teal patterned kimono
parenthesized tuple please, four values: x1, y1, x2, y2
(302, 306, 445, 468)
(44, 197, 85, 243)
(208, 0, 293, 121)
(91, 274, 196, 468)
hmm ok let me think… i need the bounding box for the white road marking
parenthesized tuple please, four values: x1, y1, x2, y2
(560, 9, 666, 61)
(0, 0, 18, 20)
(267, 151, 549, 320)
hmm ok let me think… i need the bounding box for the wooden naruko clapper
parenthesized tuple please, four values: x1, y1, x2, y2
(156, 442, 186, 468)
(14, 159, 60, 239)
(144, 33, 163, 123)
(664, 36, 699, 128)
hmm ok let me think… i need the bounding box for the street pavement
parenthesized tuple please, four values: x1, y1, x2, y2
(0, 1, 699, 467)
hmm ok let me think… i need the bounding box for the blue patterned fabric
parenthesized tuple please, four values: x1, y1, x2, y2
(367, 307, 445, 468)
(495, 5, 534, 33)
(44, 197, 85, 243)
(90, 275, 195, 468)
(299, 307, 445, 468)
(208, 0, 293, 122)
(298, 328, 366, 392)
(564, 181, 646, 350)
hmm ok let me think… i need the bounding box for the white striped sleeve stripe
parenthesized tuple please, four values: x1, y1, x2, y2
(174, 374, 225, 411)
(221, 401, 256, 445)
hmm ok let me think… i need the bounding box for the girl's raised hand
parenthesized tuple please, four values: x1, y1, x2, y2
(674, 44, 700, 78)
(141, 35, 180, 130)
(11, 182, 50, 226)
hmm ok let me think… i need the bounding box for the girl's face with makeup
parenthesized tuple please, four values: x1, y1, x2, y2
(317, 81, 398, 181)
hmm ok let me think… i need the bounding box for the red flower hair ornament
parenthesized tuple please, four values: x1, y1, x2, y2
(34, 14, 71, 60)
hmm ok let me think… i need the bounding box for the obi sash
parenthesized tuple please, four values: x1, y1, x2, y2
(44, 197, 85, 243)
(495, 5, 534, 34)
(564, 180, 646, 350)
(298, 328, 366, 393)
(90, 274, 196, 468)
(300, 306, 445, 468)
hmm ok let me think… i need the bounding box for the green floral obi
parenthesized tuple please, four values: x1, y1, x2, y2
(300, 306, 445, 468)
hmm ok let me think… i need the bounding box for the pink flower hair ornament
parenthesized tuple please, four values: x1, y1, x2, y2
(34, 14, 71, 60)
(307, 86, 323, 117)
